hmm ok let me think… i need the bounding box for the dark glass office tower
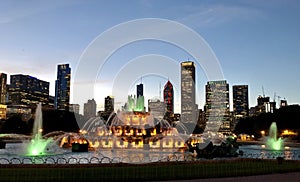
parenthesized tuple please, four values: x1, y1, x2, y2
(136, 83, 143, 98)
(233, 85, 249, 118)
(55, 64, 71, 110)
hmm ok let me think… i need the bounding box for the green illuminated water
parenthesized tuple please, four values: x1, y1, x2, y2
(266, 122, 284, 150)
(126, 95, 145, 112)
(27, 103, 52, 156)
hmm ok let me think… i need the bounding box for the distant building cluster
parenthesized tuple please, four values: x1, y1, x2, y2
(0, 60, 289, 135)
(0, 64, 71, 120)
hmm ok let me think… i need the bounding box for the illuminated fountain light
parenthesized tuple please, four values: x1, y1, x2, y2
(81, 117, 109, 136)
(265, 122, 284, 150)
(76, 95, 191, 151)
(125, 95, 145, 112)
(27, 103, 52, 156)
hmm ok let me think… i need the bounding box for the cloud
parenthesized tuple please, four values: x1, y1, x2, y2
(0, 1, 75, 24)
(178, 4, 265, 28)
(0, 60, 52, 77)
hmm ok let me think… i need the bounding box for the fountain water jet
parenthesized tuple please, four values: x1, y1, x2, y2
(265, 122, 284, 150)
(27, 103, 52, 156)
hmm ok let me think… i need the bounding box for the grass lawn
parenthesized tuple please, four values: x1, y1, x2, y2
(0, 158, 300, 181)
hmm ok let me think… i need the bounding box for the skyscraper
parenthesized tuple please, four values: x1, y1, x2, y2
(84, 98, 97, 119)
(54, 64, 71, 110)
(0, 73, 7, 104)
(163, 80, 174, 113)
(232, 85, 249, 118)
(105, 96, 114, 115)
(137, 83, 143, 98)
(205, 80, 230, 135)
(69, 104, 80, 114)
(181, 61, 196, 124)
(133, 83, 145, 112)
(148, 99, 165, 120)
(8, 74, 49, 106)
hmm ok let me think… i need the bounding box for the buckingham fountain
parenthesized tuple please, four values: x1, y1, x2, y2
(79, 95, 187, 152)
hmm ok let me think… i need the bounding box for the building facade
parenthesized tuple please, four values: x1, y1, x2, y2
(136, 83, 143, 98)
(148, 99, 166, 120)
(181, 61, 197, 124)
(84, 99, 97, 119)
(6, 104, 32, 120)
(232, 85, 249, 118)
(8, 74, 49, 106)
(54, 64, 71, 110)
(250, 96, 277, 116)
(105, 96, 114, 115)
(136, 83, 145, 112)
(205, 80, 231, 135)
(70, 104, 80, 114)
(163, 80, 174, 113)
(0, 73, 7, 104)
(0, 104, 7, 120)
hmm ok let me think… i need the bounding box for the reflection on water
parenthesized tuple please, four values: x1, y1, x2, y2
(1, 143, 300, 164)
(239, 145, 300, 160)
(0, 143, 186, 164)
(284, 150, 294, 160)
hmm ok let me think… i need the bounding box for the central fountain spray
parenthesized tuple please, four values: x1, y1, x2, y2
(27, 103, 52, 156)
(265, 122, 284, 150)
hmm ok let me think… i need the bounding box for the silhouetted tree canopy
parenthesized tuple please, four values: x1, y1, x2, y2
(39, 110, 80, 134)
(0, 115, 30, 134)
(1, 110, 80, 135)
(234, 105, 300, 139)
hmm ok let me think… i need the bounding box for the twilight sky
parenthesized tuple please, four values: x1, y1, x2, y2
(0, 0, 300, 113)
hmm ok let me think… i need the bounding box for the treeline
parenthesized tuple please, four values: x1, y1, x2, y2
(234, 105, 300, 139)
(0, 110, 82, 135)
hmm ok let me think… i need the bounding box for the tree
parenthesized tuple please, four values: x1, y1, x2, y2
(234, 105, 300, 139)
(0, 115, 30, 134)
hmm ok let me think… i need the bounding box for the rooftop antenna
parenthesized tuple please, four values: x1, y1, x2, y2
(262, 86, 265, 97)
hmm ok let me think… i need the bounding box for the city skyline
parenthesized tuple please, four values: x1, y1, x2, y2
(0, 0, 300, 111)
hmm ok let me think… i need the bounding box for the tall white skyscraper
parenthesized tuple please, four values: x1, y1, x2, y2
(181, 61, 197, 133)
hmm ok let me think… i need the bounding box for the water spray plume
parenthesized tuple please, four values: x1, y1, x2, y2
(265, 122, 284, 150)
(27, 103, 52, 156)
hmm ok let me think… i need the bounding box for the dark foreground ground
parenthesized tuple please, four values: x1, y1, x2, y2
(166, 172, 300, 182)
(0, 158, 300, 182)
